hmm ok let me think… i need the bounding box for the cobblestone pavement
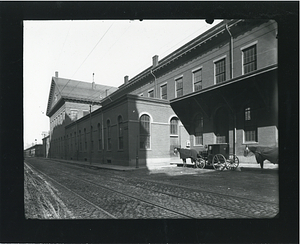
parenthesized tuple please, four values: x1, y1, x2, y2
(24, 157, 279, 219)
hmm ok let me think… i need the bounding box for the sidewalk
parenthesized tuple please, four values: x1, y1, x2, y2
(46, 158, 146, 171)
(46, 157, 278, 172)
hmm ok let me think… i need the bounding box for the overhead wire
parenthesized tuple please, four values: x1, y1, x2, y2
(55, 22, 114, 100)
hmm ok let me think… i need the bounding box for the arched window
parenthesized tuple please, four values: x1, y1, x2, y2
(98, 123, 102, 151)
(118, 116, 124, 150)
(107, 120, 111, 150)
(140, 114, 150, 149)
(194, 114, 203, 145)
(170, 117, 179, 135)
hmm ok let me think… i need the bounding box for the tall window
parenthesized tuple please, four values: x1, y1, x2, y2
(243, 45, 257, 74)
(176, 77, 183, 97)
(161, 84, 167, 99)
(70, 133, 72, 153)
(148, 89, 154, 98)
(98, 123, 102, 150)
(66, 135, 68, 154)
(84, 128, 87, 151)
(79, 130, 82, 151)
(244, 106, 257, 142)
(170, 117, 179, 135)
(107, 120, 111, 150)
(194, 114, 204, 145)
(193, 69, 202, 91)
(74, 132, 77, 151)
(90, 126, 93, 152)
(140, 114, 150, 149)
(215, 58, 226, 83)
(118, 116, 124, 150)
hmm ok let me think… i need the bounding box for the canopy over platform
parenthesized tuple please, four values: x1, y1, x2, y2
(170, 65, 278, 135)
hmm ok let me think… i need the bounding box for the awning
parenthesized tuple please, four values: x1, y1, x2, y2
(170, 65, 277, 134)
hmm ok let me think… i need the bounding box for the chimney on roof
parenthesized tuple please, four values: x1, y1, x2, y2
(92, 73, 95, 89)
(152, 55, 159, 68)
(124, 75, 129, 84)
(55, 71, 58, 78)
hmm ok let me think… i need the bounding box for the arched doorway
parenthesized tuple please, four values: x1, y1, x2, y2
(214, 107, 229, 143)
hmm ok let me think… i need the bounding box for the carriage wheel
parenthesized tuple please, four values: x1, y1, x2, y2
(196, 158, 206, 169)
(212, 154, 226, 171)
(226, 154, 239, 170)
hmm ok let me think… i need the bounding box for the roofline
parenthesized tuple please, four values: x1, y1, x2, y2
(101, 19, 245, 103)
(65, 94, 170, 129)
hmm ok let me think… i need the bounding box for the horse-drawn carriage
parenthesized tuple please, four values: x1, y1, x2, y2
(174, 143, 239, 171)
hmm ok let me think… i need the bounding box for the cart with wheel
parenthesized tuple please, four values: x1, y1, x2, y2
(197, 143, 239, 171)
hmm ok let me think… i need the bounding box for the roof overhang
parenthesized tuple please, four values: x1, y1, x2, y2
(170, 65, 278, 134)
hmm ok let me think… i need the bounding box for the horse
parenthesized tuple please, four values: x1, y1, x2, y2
(244, 145, 278, 169)
(174, 147, 199, 168)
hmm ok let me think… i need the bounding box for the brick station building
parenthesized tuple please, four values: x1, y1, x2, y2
(45, 19, 278, 168)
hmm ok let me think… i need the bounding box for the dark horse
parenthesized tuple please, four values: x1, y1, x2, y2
(174, 147, 199, 167)
(244, 145, 278, 169)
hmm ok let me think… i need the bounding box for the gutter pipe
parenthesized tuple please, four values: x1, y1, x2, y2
(225, 22, 236, 155)
(150, 70, 157, 98)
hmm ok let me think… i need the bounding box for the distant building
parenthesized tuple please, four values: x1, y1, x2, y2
(45, 72, 118, 159)
(24, 144, 44, 157)
(42, 135, 50, 158)
(45, 19, 278, 168)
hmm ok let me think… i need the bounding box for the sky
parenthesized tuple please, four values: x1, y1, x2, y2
(23, 19, 222, 149)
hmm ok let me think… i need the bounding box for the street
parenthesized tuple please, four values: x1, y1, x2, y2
(24, 157, 279, 219)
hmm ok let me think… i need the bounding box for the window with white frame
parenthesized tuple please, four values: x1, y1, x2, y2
(161, 83, 167, 100)
(140, 114, 150, 149)
(193, 68, 202, 91)
(215, 58, 226, 84)
(175, 77, 183, 97)
(148, 89, 154, 98)
(243, 44, 257, 74)
(170, 117, 179, 135)
(194, 114, 203, 145)
(70, 109, 78, 121)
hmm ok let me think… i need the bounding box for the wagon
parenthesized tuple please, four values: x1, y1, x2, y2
(197, 143, 239, 171)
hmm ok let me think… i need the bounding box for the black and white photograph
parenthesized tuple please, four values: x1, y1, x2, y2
(0, 2, 298, 243)
(23, 18, 280, 220)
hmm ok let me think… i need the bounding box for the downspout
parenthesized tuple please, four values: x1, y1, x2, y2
(89, 104, 92, 165)
(225, 22, 236, 155)
(150, 70, 157, 98)
(101, 112, 104, 164)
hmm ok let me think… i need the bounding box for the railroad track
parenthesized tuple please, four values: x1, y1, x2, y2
(25, 162, 196, 218)
(25, 159, 279, 219)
